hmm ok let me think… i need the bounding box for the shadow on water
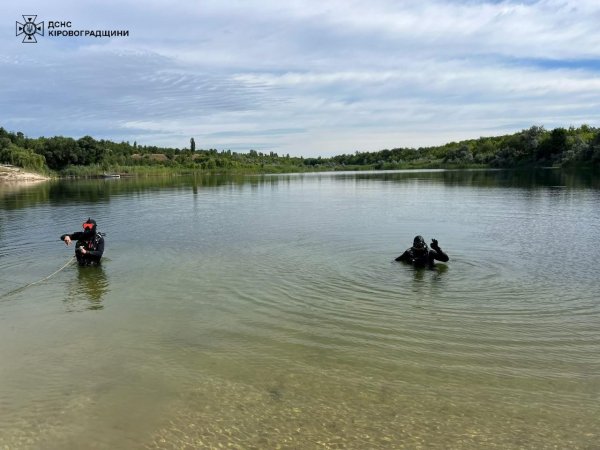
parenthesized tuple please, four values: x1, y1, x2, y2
(1, 169, 598, 210)
(63, 264, 109, 312)
(394, 263, 450, 308)
(410, 263, 448, 282)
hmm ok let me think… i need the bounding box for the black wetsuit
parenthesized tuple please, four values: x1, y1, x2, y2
(395, 244, 449, 268)
(60, 231, 105, 266)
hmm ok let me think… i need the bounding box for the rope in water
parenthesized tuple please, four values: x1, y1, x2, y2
(0, 256, 76, 300)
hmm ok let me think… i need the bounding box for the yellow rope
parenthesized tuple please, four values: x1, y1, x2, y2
(0, 256, 76, 299)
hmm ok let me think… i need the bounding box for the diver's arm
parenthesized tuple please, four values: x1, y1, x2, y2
(60, 232, 84, 245)
(430, 239, 449, 262)
(395, 249, 411, 262)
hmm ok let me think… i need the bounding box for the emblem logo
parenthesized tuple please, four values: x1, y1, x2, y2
(16, 15, 44, 43)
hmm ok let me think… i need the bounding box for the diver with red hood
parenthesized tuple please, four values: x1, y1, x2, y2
(60, 218, 105, 266)
(395, 235, 449, 268)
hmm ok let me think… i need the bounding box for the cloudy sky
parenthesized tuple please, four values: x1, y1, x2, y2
(1, 0, 599, 156)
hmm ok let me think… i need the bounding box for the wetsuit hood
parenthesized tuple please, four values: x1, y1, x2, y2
(412, 235, 428, 255)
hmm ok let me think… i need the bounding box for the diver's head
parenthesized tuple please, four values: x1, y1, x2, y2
(412, 235, 428, 254)
(82, 218, 97, 234)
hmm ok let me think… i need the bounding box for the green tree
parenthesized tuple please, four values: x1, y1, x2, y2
(538, 127, 568, 162)
(38, 136, 81, 170)
(78, 135, 106, 165)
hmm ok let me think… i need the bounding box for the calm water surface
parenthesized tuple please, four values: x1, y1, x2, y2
(1, 169, 599, 449)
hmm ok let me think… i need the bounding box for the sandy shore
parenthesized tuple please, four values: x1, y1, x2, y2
(0, 165, 51, 183)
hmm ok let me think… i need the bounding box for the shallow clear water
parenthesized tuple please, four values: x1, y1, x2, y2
(1, 169, 599, 449)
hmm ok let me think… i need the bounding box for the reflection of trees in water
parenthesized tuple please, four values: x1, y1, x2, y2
(64, 265, 109, 312)
(2, 169, 598, 211)
(1, 174, 249, 210)
(357, 168, 600, 189)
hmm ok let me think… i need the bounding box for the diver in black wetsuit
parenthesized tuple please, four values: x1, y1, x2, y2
(60, 218, 105, 266)
(395, 235, 449, 268)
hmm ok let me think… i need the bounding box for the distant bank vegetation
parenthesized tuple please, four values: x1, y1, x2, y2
(1, 124, 599, 176)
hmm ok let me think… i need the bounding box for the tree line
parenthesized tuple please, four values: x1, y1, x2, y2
(1, 125, 599, 175)
(328, 125, 600, 169)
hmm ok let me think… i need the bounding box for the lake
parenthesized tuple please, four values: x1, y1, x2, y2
(1, 169, 599, 449)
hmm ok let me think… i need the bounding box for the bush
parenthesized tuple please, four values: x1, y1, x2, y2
(0, 142, 46, 172)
